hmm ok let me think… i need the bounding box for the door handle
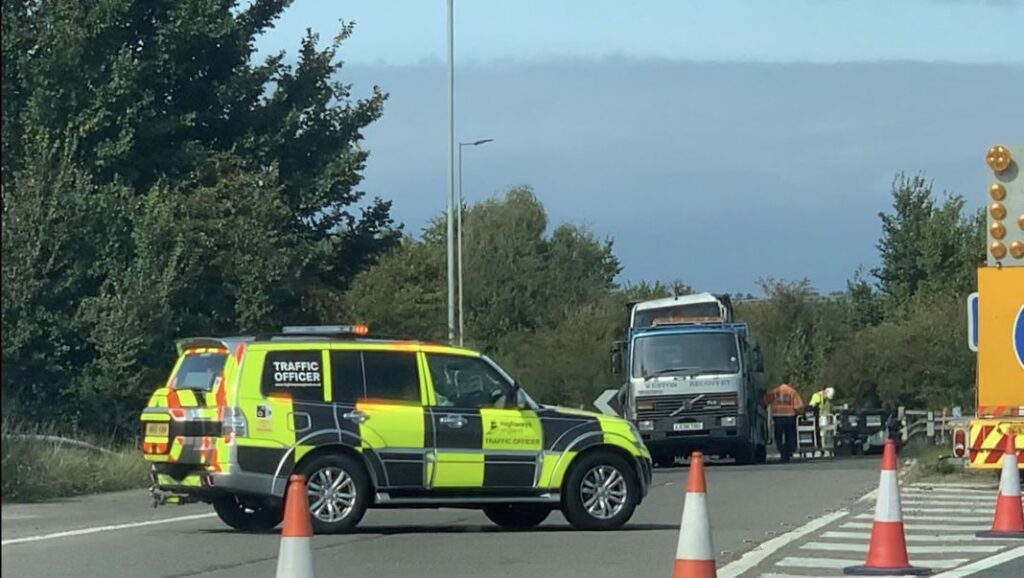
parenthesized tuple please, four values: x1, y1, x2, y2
(343, 410, 369, 425)
(439, 415, 467, 429)
(291, 412, 312, 433)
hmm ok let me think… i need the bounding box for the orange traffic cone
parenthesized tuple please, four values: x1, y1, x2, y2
(276, 474, 314, 578)
(844, 440, 931, 576)
(977, 432, 1024, 539)
(671, 451, 716, 578)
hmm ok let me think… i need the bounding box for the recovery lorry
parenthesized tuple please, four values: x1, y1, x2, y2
(954, 144, 1024, 470)
(610, 293, 769, 466)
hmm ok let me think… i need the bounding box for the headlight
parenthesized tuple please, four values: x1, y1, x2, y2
(638, 420, 654, 432)
(720, 416, 737, 427)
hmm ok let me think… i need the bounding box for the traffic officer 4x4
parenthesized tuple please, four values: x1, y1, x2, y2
(140, 325, 653, 533)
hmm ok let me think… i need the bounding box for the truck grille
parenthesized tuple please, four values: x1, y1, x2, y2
(635, 393, 737, 419)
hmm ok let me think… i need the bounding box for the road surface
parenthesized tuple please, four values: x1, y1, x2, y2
(3, 457, 1021, 578)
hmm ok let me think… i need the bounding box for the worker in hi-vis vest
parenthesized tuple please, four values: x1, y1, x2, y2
(808, 386, 836, 449)
(763, 383, 804, 463)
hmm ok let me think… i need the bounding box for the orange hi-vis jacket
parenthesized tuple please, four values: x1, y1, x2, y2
(764, 384, 804, 417)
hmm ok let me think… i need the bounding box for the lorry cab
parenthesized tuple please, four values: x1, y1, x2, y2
(611, 293, 768, 466)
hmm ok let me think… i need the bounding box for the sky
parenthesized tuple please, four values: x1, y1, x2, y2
(254, 0, 1024, 294)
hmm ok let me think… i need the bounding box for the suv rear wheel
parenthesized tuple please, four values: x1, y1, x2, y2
(483, 504, 552, 530)
(298, 453, 371, 533)
(561, 451, 639, 530)
(212, 494, 282, 532)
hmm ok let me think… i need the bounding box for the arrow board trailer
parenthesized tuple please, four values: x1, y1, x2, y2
(959, 144, 1024, 470)
(609, 293, 769, 466)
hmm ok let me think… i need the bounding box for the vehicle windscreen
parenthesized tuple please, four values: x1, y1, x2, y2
(631, 332, 739, 378)
(633, 302, 721, 328)
(173, 352, 227, 391)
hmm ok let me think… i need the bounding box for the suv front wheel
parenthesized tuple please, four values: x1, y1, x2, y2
(561, 451, 639, 530)
(298, 453, 371, 533)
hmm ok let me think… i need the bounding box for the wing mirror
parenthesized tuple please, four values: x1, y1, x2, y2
(609, 341, 626, 375)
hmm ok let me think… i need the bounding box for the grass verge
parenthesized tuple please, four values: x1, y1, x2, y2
(1, 419, 149, 503)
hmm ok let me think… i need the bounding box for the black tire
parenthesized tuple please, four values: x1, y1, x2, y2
(483, 504, 552, 530)
(652, 452, 676, 468)
(297, 453, 371, 534)
(755, 443, 768, 464)
(561, 451, 639, 531)
(733, 444, 756, 465)
(212, 494, 282, 532)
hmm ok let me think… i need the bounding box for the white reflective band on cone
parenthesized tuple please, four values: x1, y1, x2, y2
(677, 492, 714, 560)
(874, 470, 903, 523)
(999, 453, 1021, 497)
(276, 537, 314, 578)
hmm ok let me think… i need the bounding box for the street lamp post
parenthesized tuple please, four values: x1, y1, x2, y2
(457, 138, 494, 347)
(446, 0, 456, 344)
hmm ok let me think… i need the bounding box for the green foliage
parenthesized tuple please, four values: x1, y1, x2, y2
(739, 175, 980, 409)
(345, 186, 624, 406)
(2, 0, 398, 434)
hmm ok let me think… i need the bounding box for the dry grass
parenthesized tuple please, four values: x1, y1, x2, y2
(1, 418, 149, 502)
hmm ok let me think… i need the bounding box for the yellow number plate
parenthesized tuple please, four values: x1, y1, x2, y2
(145, 423, 169, 437)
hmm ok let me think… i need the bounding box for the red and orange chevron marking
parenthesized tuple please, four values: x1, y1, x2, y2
(969, 423, 1024, 468)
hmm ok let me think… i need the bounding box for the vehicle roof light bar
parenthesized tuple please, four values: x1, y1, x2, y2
(281, 324, 369, 336)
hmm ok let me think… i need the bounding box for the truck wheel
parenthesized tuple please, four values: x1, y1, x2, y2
(755, 443, 768, 464)
(298, 453, 371, 534)
(483, 504, 552, 530)
(652, 451, 676, 468)
(212, 494, 282, 532)
(561, 451, 639, 531)
(734, 445, 756, 465)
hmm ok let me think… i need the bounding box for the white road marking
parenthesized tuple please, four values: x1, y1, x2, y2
(903, 500, 992, 508)
(842, 521, 988, 531)
(777, 556, 967, 570)
(853, 512, 990, 523)
(904, 507, 992, 514)
(902, 492, 995, 502)
(907, 483, 995, 489)
(716, 510, 849, 578)
(0, 513, 217, 547)
(931, 545, 1024, 578)
(901, 498, 995, 506)
(799, 542, 1004, 554)
(759, 575, 847, 578)
(821, 531, 997, 542)
(904, 486, 994, 492)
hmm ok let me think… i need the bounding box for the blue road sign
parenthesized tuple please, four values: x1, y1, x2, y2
(1014, 305, 1023, 369)
(967, 292, 979, 352)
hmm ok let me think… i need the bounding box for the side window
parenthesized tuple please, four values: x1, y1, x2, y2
(330, 350, 365, 404)
(361, 351, 421, 404)
(426, 354, 512, 409)
(260, 350, 326, 402)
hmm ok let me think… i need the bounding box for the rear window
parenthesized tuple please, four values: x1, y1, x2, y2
(173, 353, 227, 391)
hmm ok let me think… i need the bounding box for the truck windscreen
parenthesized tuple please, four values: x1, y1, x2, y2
(631, 332, 739, 378)
(633, 302, 721, 328)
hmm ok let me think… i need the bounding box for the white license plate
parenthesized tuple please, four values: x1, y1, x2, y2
(145, 422, 169, 436)
(673, 422, 702, 431)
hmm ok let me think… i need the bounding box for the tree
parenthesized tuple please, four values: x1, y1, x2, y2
(872, 174, 982, 311)
(2, 0, 398, 432)
(345, 186, 621, 355)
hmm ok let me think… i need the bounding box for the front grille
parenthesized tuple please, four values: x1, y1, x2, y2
(635, 393, 737, 419)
